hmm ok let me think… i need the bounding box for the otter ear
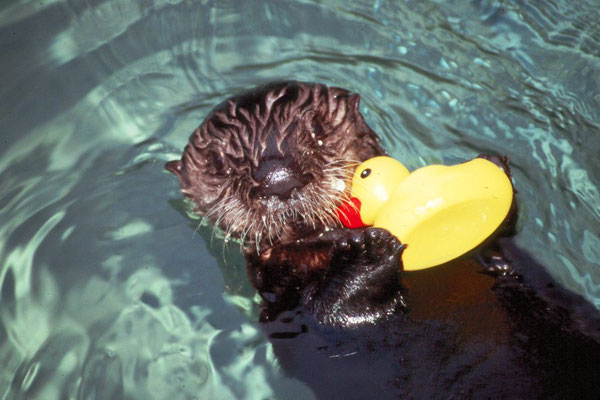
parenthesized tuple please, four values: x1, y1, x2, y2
(349, 93, 361, 112)
(165, 160, 183, 178)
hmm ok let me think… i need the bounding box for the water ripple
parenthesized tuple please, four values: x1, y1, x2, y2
(1, 0, 600, 398)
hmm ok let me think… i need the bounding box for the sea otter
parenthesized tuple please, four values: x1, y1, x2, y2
(167, 81, 600, 398)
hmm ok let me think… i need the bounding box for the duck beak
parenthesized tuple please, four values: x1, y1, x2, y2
(336, 197, 366, 228)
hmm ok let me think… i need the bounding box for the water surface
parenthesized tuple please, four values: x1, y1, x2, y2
(1, 0, 599, 398)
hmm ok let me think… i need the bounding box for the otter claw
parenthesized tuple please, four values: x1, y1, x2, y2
(331, 228, 405, 270)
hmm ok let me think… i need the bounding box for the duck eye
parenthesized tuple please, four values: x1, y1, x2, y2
(360, 168, 371, 178)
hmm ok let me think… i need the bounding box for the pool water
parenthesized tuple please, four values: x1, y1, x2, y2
(1, 0, 599, 398)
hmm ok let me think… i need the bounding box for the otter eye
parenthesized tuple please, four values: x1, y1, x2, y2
(215, 154, 224, 170)
(311, 119, 326, 139)
(360, 168, 371, 179)
(207, 151, 225, 174)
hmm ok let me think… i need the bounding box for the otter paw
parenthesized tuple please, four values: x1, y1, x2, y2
(304, 228, 407, 326)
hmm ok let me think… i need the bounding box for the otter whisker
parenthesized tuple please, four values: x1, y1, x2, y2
(267, 211, 276, 245)
(299, 198, 316, 230)
(254, 231, 260, 254)
(203, 194, 235, 220)
(311, 193, 330, 228)
(214, 198, 239, 226)
(239, 208, 255, 246)
(246, 218, 260, 249)
(192, 219, 203, 240)
(261, 214, 269, 233)
(315, 190, 339, 227)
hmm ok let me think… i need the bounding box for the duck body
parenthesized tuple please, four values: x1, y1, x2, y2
(337, 156, 514, 270)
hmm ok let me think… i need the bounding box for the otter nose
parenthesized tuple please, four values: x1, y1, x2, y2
(251, 158, 307, 199)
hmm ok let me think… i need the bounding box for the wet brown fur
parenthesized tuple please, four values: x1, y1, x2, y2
(167, 81, 384, 250)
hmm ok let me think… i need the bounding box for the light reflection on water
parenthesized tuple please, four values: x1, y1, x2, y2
(1, 0, 599, 398)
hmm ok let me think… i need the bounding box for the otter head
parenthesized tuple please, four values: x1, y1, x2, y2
(166, 81, 384, 251)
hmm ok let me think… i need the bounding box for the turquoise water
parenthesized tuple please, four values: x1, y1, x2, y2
(1, 0, 599, 398)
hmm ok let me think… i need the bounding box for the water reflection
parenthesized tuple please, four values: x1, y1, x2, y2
(1, 0, 599, 398)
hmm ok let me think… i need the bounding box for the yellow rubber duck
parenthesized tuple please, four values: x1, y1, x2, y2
(336, 156, 514, 271)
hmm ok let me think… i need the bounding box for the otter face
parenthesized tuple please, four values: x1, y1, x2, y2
(167, 81, 384, 251)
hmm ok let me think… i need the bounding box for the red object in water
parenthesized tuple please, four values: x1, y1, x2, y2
(336, 197, 366, 228)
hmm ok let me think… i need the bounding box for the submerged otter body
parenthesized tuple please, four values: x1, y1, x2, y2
(167, 81, 600, 398)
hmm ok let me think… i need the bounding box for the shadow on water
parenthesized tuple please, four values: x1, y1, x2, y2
(1, 0, 599, 399)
